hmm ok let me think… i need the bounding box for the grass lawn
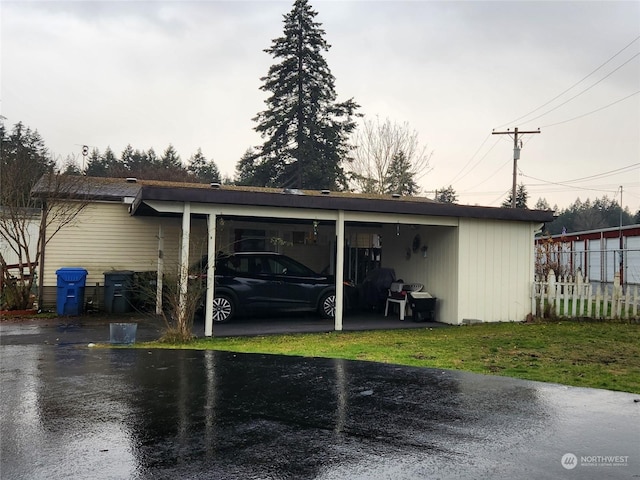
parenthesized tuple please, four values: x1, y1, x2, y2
(142, 320, 640, 394)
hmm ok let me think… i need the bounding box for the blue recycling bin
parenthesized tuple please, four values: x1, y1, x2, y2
(56, 268, 88, 316)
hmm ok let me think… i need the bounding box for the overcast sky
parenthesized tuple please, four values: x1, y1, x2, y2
(2, 0, 639, 212)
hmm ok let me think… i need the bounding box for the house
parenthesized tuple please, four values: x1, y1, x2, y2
(32, 176, 555, 335)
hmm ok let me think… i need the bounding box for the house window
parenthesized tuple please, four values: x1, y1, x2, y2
(234, 229, 266, 252)
(292, 231, 306, 245)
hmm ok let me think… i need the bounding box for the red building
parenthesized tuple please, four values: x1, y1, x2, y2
(535, 224, 640, 286)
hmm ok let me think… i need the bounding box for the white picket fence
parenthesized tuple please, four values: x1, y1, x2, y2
(532, 269, 640, 320)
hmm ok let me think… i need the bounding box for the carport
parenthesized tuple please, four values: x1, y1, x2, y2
(129, 183, 554, 336)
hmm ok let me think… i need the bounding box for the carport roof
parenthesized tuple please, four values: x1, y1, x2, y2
(32, 176, 556, 223)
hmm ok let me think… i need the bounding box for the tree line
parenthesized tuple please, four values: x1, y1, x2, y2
(62, 144, 223, 184)
(535, 196, 639, 235)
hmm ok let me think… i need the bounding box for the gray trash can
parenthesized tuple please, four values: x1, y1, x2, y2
(104, 271, 134, 314)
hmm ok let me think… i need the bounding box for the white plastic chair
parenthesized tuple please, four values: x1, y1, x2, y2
(384, 282, 422, 320)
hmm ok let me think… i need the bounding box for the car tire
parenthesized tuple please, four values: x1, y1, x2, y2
(319, 291, 336, 319)
(212, 295, 234, 323)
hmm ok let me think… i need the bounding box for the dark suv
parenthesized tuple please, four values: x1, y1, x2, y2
(197, 252, 351, 323)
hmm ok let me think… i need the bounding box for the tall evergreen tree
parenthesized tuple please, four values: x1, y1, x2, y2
(240, 0, 359, 190)
(62, 155, 82, 176)
(103, 147, 125, 176)
(160, 144, 182, 170)
(121, 144, 136, 172)
(385, 151, 419, 195)
(534, 197, 551, 210)
(0, 121, 54, 207)
(435, 185, 458, 203)
(146, 148, 160, 169)
(235, 148, 260, 186)
(502, 183, 529, 209)
(188, 148, 220, 183)
(84, 148, 106, 176)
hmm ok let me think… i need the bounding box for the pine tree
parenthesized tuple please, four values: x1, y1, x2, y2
(62, 155, 82, 176)
(0, 121, 54, 207)
(146, 148, 160, 169)
(160, 145, 182, 170)
(188, 148, 220, 183)
(385, 151, 419, 195)
(435, 185, 458, 203)
(502, 183, 529, 209)
(534, 197, 551, 210)
(103, 147, 125, 177)
(240, 0, 359, 190)
(84, 146, 122, 177)
(84, 148, 107, 176)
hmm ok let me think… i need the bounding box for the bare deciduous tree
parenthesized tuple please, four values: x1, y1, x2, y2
(348, 116, 433, 195)
(1, 173, 90, 310)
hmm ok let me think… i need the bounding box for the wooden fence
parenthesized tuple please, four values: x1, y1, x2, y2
(532, 269, 639, 320)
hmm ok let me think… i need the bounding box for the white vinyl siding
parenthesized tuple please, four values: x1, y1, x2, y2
(0, 215, 40, 266)
(379, 223, 459, 324)
(457, 218, 535, 323)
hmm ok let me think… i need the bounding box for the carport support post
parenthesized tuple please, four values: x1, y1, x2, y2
(204, 213, 216, 337)
(178, 202, 191, 326)
(335, 210, 345, 331)
(156, 224, 164, 315)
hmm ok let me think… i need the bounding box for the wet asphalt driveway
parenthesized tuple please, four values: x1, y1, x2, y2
(1, 320, 639, 479)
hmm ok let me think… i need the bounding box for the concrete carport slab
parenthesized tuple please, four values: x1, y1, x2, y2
(197, 312, 447, 338)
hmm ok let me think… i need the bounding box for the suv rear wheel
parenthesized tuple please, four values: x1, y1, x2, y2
(212, 295, 234, 323)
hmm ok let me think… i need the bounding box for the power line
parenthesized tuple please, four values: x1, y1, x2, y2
(445, 133, 492, 185)
(522, 52, 640, 126)
(541, 90, 640, 128)
(448, 136, 505, 185)
(522, 173, 616, 193)
(488, 188, 512, 207)
(520, 173, 626, 194)
(524, 162, 639, 185)
(464, 157, 512, 191)
(526, 181, 640, 191)
(494, 35, 640, 129)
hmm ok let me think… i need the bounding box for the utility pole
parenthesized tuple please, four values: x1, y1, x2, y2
(492, 127, 540, 208)
(619, 185, 624, 291)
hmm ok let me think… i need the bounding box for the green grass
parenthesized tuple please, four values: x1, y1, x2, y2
(140, 320, 640, 394)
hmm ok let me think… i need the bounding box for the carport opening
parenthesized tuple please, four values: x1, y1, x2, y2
(187, 216, 453, 328)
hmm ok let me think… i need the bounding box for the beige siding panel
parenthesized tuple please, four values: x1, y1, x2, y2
(43, 202, 206, 288)
(458, 218, 535, 323)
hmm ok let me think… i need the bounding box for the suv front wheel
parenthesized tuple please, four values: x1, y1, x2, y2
(212, 295, 234, 323)
(319, 291, 336, 319)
